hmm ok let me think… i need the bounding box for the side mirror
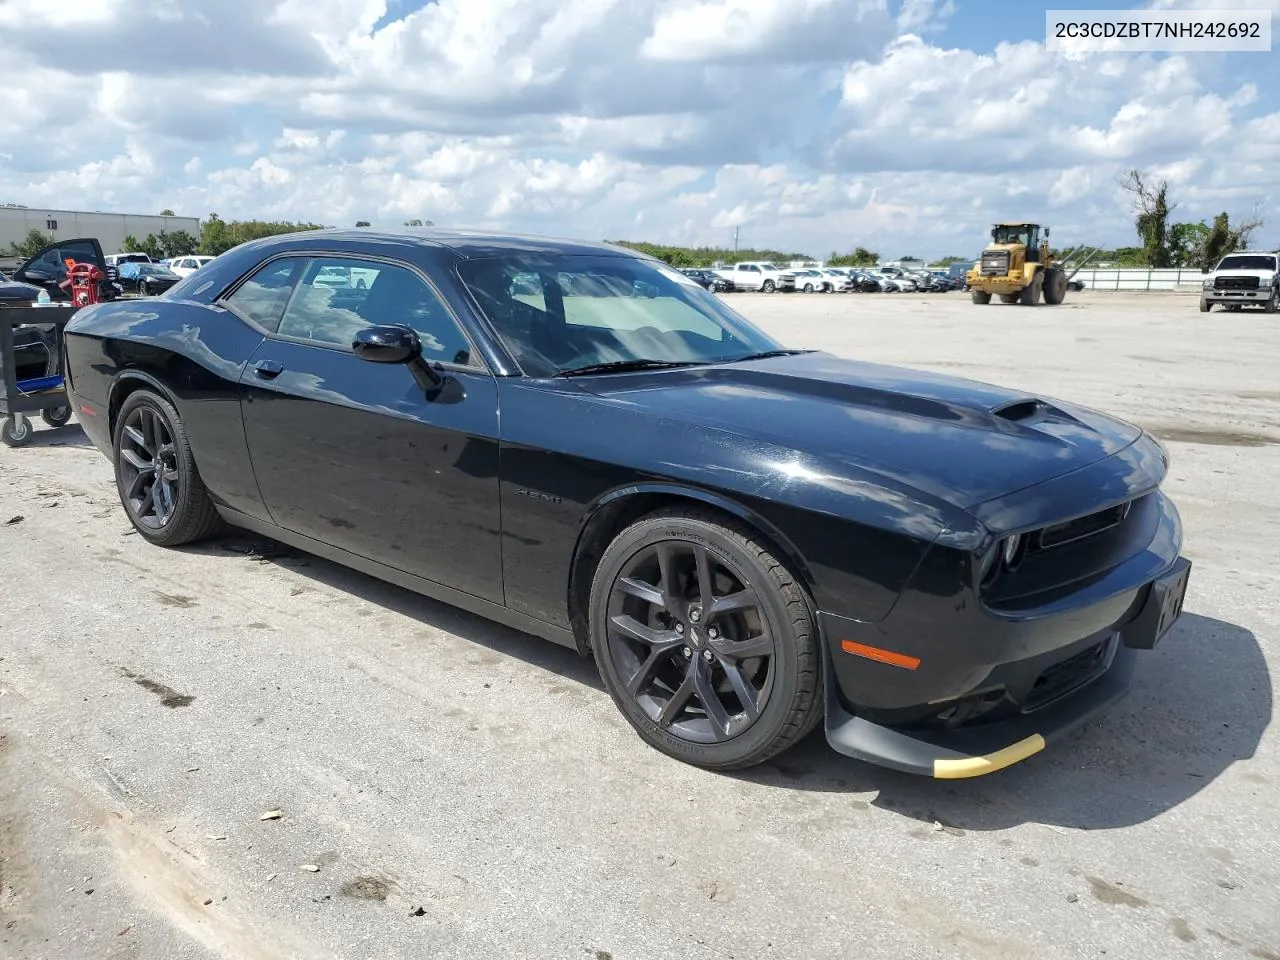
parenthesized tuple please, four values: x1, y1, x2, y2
(353, 324, 421, 364)
(352, 325, 445, 394)
(18, 268, 52, 283)
(1044, 227, 1050, 238)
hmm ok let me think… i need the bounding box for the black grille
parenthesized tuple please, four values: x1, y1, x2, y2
(1024, 638, 1112, 711)
(980, 251, 1010, 276)
(1215, 275, 1260, 290)
(1035, 501, 1130, 550)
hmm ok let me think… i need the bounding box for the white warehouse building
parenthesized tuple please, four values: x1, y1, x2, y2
(0, 205, 200, 257)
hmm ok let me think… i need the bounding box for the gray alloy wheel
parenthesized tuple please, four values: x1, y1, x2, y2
(112, 390, 222, 546)
(762, 280, 776, 294)
(803, 283, 814, 293)
(589, 507, 822, 770)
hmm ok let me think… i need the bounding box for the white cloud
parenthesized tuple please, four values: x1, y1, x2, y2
(0, 0, 1272, 259)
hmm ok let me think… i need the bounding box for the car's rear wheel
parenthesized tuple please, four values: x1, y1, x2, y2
(590, 508, 821, 770)
(112, 390, 222, 546)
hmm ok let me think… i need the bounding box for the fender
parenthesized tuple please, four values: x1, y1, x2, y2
(566, 480, 820, 656)
(108, 369, 182, 431)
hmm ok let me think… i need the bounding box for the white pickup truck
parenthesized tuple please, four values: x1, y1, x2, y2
(715, 261, 784, 293)
(1200, 251, 1279, 313)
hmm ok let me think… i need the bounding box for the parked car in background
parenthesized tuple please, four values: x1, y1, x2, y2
(106, 253, 154, 267)
(118, 261, 181, 296)
(1199, 251, 1279, 313)
(61, 227, 1190, 778)
(846, 271, 884, 293)
(679, 268, 733, 293)
(714, 261, 784, 293)
(167, 255, 216, 277)
(875, 267, 918, 291)
(778, 268, 830, 293)
(820, 269, 852, 291)
(6, 236, 120, 302)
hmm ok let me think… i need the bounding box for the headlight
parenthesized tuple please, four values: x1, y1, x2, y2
(1202, 279, 1213, 289)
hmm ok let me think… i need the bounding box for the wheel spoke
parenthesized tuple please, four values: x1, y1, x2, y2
(125, 467, 151, 499)
(616, 576, 664, 609)
(657, 663, 697, 729)
(709, 589, 756, 618)
(691, 657, 733, 740)
(609, 614, 674, 647)
(123, 423, 149, 454)
(136, 488, 155, 518)
(626, 644, 678, 697)
(709, 630, 772, 662)
(718, 659, 761, 720)
(120, 448, 153, 473)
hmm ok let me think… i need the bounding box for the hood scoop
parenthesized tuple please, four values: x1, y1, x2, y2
(992, 398, 1045, 422)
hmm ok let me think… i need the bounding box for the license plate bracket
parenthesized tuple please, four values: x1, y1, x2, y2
(1122, 558, 1191, 650)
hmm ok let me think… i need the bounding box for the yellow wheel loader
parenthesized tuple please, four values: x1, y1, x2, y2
(966, 222, 1068, 306)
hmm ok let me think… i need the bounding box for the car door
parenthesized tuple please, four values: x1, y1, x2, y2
(234, 254, 504, 603)
(12, 237, 109, 301)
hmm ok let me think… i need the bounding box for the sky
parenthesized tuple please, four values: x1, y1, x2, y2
(0, 0, 1276, 260)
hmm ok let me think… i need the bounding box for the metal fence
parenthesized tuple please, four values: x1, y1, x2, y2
(1069, 268, 1204, 292)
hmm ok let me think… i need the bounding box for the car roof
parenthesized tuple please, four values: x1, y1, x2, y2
(244, 227, 637, 261)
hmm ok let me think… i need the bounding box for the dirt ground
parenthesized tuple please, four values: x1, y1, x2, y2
(1, 289, 1277, 960)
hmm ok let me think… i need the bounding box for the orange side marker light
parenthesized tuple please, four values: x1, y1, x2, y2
(841, 640, 921, 670)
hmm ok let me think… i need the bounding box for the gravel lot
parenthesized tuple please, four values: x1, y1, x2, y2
(1, 290, 1277, 960)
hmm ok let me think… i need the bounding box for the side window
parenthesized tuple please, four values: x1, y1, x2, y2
(277, 257, 473, 365)
(222, 258, 303, 333)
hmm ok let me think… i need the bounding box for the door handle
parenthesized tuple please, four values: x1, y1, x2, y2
(254, 359, 284, 380)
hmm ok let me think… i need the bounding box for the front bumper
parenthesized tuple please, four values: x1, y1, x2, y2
(1202, 288, 1270, 303)
(819, 475, 1188, 777)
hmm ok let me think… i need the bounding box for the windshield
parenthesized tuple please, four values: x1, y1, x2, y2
(139, 264, 173, 276)
(1217, 255, 1277, 271)
(457, 255, 783, 378)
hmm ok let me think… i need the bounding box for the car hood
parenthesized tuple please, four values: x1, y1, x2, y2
(0, 278, 42, 302)
(574, 351, 1141, 510)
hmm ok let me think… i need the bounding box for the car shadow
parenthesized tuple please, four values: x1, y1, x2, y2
(184, 531, 602, 690)
(736, 611, 1270, 830)
(178, 531, 1270, 831)
(9, 421, 92, 448)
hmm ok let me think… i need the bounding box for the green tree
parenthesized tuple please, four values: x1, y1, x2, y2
(1200, 210, 1264, 268)
(935, 255, 969, 267)
(5, 229, 53, 258)
(159, 208, 175, 217)
(355, 220, 371, 227)
(1167, 221, 1209, 267)
(197, 213, 324, 256)
(610, 240, 812, 267)
(157, 230, 199, 258)
(1120, 170, 1175, 267)
(827, 246, 879, 267)
(121, 234, 142, 253)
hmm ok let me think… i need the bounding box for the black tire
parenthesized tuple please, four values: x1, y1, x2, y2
(1018, 272, 1042, 306)
(1042, 269, 1067, 305)
(140, 280, 149, 297)
(971, 290, 992, 304)
(41, 405, 72, 428)
(1, 415, 32, 448)
(1200, 298, 1212, 313)
(1265, 288, 1278, 314)
(802, 283, 814, 293)
(761, 280, 775, 294)
(112, 390, 222, 546)
(998, 293, 1019, 304)
(589, 507, 822, 770)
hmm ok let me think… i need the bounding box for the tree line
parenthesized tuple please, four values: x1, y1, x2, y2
(1115, 170, 1266, 268)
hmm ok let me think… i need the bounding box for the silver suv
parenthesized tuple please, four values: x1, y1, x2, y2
(1200, 251, 1279, 313)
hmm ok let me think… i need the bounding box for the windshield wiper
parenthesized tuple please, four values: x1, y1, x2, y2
(555, 359, 707, 378)
(723, 349, 815, 363)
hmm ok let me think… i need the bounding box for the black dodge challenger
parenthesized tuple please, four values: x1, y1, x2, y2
(62, 229, 1190, 777)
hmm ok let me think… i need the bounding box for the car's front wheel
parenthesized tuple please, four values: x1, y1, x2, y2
(1265, 288, 1278, 314)
(589, 508, 822, 770)
(112, 390, 222, 546)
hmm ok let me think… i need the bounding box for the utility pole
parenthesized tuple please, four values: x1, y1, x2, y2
(734, 225, 740, 253)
